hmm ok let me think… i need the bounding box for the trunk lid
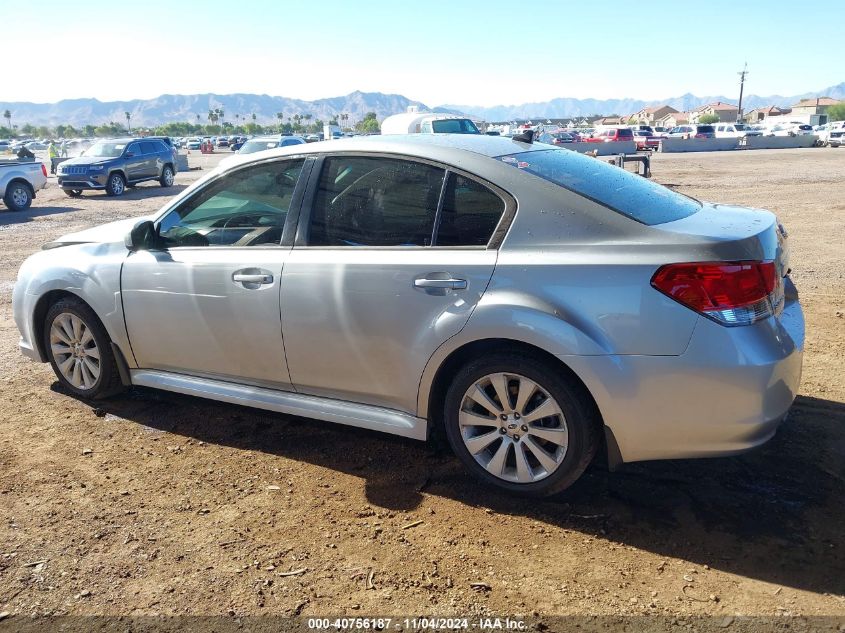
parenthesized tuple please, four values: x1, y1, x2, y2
(656, 202, 789, 278)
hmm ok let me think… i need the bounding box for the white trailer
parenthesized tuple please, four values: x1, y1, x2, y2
(380, 107, 479, 135)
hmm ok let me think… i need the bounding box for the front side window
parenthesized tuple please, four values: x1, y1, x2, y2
(308, 156, 445, 247)
(158, 159, 304, 247)
(126, 143, 142, 156)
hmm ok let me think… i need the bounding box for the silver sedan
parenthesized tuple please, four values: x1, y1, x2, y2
(13, 134, 804, 496)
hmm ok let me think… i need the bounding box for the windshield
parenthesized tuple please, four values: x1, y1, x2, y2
(431, 119, 480, 134)
(239, 139, 280, 154)
(497, 149, 700, 225)
(85, 141, 126, 158)
(697, 125, 715, 133)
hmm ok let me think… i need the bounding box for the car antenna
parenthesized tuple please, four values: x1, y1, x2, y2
(512, 129, 534, 144)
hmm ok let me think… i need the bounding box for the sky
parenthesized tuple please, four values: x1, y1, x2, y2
(4, 0, 841, 107)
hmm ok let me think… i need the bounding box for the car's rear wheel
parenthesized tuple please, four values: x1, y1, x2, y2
(159, 165, 174, 187)
(105, 173, 125, 196)
(64, 189, 83, 197)
(443, 353, 599, 497)
(4, 182, 32, 211)
(44, 298, 125, 399)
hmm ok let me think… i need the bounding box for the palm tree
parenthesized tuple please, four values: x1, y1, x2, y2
(3, 109, 11, 133)
(207, 109, 218, 128)
(276, 112, 284, 132)
(252, 113, 257, 123)
(216, 108, 225, 128)
(125, 111, 131, 134)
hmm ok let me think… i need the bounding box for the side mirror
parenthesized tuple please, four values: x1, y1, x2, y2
(124, 151, 134, 157)
(125, 220, 157, 251)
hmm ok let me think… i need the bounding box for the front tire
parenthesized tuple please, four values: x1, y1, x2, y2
(159, 165, 174, 187)
(105, 172, 125, 197)
(443, 353, 600, 497)
(44, 297, 125, 399)
(4, 182, 32, 211)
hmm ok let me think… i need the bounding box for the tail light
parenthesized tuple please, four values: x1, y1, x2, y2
(41, 163, 47, 178)
(651, 261, 784, 326)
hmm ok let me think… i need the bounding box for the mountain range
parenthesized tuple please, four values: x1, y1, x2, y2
(2, 84, 843, 128)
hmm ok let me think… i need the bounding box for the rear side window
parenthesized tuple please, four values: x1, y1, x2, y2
(140, 141, 157, 154)
(497, 149, 700, 225)
(431, 119, 480, 134)
(308, 156, 445, 246)
(436, 174, 505, 247)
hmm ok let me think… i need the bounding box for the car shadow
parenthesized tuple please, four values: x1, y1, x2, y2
(77, 183, 188, 201)
(59, 385, 845, 596)
(0, 205, 81, 225)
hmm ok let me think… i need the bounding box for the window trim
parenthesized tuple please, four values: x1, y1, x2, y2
(293, 151, 516, 251)
(150, 155, 315, 251)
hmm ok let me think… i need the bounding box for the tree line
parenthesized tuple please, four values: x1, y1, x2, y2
(1, 109, 381, 139)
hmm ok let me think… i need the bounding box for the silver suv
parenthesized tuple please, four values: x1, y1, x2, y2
(13, 135, 804, 496)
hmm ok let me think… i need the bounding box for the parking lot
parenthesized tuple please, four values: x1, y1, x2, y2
(0, 148, 843, 620)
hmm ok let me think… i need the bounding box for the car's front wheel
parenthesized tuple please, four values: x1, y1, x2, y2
(44, 297, 125, 399)
(159, 165, 174, 187)
(105, 173, 125, 196)
(4, 181, 32, 211)
(444, 353, 600, 497)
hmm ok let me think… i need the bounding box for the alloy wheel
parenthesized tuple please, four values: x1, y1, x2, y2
(10, 186, 29, 208)
(50, 312, 101, 390)
(458, 372, 568, 483)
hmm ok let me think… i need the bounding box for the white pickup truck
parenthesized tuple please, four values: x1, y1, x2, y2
(1, 160, 48, 211)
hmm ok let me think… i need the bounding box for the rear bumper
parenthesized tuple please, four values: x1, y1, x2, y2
(563, 293, 805, 463)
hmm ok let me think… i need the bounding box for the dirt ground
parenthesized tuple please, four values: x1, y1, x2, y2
(0, 147, 843, 625)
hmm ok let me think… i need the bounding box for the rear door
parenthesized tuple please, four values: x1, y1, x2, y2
(124, 142, 148, 181)
(280, 155, 512, 413)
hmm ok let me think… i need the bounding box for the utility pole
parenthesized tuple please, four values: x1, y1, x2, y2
(737, 62, 748, 122)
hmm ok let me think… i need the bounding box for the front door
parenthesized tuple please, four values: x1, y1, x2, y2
(281, 155, 510, 413)
(121, 157, 308, 389)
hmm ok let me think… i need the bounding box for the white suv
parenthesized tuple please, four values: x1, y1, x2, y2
(713, 123, 762, 138)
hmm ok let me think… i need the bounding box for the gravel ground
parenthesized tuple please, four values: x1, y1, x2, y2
(0, 147, 843, 623)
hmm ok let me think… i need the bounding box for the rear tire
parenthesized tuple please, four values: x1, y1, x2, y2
(105, 172, 125, 197)
(443, 353, 600, 497)
(4, 182, 32, 211)
(43, 297, 125, 400)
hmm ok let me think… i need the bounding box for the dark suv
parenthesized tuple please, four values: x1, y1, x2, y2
(57, 137, 177, 197)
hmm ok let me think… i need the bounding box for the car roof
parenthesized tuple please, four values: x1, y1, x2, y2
(222, 134, 551, 171)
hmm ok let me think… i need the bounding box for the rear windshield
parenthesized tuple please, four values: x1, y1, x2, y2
(617, 128, 634, 138)
(497, 149, 700, 225)
(696, 125, 715, 133)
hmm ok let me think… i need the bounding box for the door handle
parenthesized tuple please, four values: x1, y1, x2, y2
(233, 273, 273, 284)
(413, 277, 467, 290)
